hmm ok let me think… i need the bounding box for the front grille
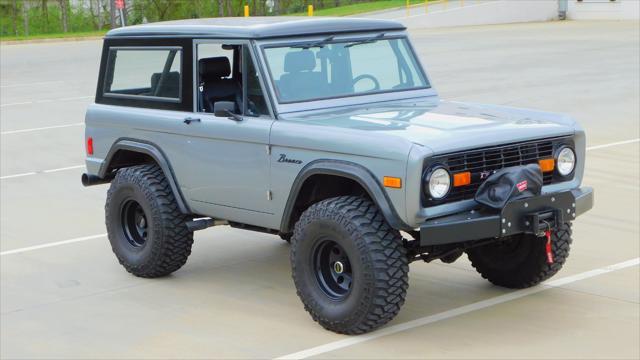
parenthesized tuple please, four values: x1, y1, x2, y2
(426, 138, 568, 205)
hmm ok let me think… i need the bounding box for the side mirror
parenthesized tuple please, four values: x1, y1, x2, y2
(213, 101, 236, 117)
(213, 101, 243, 122)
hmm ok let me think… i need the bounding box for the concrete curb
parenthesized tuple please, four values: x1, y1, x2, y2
(1, 36, 104, 46)
(351, 0, 445, 17)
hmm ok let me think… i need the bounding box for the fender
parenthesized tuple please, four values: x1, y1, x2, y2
(280, 159, 412, 233)
(98, 139, 191, 214)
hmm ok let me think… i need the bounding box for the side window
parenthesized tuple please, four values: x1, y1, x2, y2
(244, 47, 269, 117)
(196, 43, 239, 114)
(104, 47, 182, 101)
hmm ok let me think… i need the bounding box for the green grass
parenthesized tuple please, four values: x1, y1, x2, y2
(0, 30, 107, 42)
(1, 0, 438, 41)
(291, 0, 436, 17)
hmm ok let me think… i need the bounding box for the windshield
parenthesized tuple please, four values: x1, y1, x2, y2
(263, 36, 429, 103)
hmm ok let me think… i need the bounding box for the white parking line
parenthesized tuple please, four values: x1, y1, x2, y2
(0, 234, 107, 256)
(0, 165, 84, 180)
(276, 257, 640, 360)
(392, 0, 501, 20)
(1, 123, 84, 135)
(0, 80, 64, 89)
(0, 95, 92, 108)
(587, 138, 639, 151)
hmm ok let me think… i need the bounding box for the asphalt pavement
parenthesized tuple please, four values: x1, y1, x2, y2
(1, 20, 639, 359)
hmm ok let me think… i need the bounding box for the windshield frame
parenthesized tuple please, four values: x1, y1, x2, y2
(256, 32, 435, 111)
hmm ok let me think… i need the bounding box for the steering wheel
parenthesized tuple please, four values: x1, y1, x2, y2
(352, 74, 381, 92)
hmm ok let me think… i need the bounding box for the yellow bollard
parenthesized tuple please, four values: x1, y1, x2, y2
(244, 5, 249, 17)
(425, 0, 428, 14)
(406, 0, 410, 17)
(460, 0, 464, 7)
(444, 0, 448, 10)
(308, 4, 313, 16)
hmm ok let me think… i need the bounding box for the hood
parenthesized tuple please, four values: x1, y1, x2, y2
(280, 100, 577, 154)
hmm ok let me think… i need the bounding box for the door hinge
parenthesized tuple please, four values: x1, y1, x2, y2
(267, 190, 272, 201)
(266, 145, 271, 155)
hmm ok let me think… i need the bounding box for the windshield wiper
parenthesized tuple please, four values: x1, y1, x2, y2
(290, 35, 335, 49)
(344, 33, 386, 48)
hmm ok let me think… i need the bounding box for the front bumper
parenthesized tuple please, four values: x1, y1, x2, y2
(419, 187, 594, 246)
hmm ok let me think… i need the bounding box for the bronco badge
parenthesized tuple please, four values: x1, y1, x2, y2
(278, 154, 303, 165)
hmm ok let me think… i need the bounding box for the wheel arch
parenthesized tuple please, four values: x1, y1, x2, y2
(100, 139, 191, 214)
(280, 159, 411, 234)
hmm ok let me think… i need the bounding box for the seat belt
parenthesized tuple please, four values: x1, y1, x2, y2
(198, 81, 205, 112)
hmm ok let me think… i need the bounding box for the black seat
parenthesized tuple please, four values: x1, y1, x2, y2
(278, 50, 325, 101)
(150, 71, 180, 98)
(199, 57, 240, 113)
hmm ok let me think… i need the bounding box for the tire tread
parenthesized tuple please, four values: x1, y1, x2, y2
(290, 196, 409, 334)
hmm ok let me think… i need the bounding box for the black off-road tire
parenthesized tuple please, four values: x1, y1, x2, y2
(105, 164, 194, 278)
(466, 223, 572, 288)
(290, 196, 409, 335)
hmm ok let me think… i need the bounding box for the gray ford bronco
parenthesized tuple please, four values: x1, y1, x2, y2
(82, 17, 594, 334)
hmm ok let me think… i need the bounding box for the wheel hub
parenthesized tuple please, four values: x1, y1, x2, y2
(333, 261, 344, 274)
(121, 199, 148, 247)
(313, 240, 352, 300)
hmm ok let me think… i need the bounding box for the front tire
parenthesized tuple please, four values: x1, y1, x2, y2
(466, 223, 572, 288)
(105, 164, 194, 278)
(290, 196, 409, 334)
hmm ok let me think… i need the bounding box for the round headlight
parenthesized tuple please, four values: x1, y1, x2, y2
(427, 167, 451, 199)
(557, 147, 576, 176)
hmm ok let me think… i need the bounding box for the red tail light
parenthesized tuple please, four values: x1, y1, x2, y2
(86, 137, 94, 155)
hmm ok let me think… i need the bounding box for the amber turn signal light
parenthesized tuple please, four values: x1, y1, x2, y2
(453, 172, 471, 187)
(538, 158, 555, 173)
(383, 176, 402, 188)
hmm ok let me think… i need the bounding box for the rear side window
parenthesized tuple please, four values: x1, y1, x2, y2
(103, 47, 182, 102)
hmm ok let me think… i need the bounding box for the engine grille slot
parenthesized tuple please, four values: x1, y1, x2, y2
(428, 138, 562, 205)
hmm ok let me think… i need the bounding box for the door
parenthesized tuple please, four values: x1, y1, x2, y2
(170, 40, 274, 224)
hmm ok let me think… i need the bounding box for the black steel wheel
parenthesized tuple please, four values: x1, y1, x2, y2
(121, 199, 148, 248)
(313, 240, 352, 300)
(105, 164, 193, 278)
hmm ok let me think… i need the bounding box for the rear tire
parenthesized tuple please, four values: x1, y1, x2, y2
(105, 164, 193, 278)
(290, 196, 409, 334)
(466, 223, 572, 288)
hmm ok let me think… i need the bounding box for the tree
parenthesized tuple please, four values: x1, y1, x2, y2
(11, 0, 17, 36)
(150, 0, 171, 20)
(22, 0, 29, 36)
(224, 0, 232, 17)
(109, 0, 116, 28)
(96, 0, 105, 29)
(41, 0, 49, 33)
(58, 0, 69, 33)
(89, 0, 98, 29)
(217, 0, 224, 16)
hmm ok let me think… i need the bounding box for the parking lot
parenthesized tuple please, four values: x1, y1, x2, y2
(1, 19, 639, 359)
